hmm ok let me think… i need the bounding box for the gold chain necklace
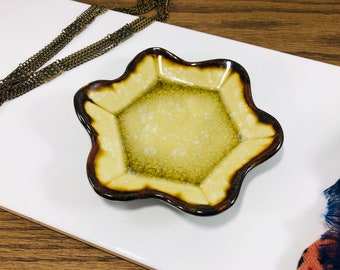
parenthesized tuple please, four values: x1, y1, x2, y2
(0, 0, 169, 106)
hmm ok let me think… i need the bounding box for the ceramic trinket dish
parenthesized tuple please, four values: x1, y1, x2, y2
(74, 47, 283, 216)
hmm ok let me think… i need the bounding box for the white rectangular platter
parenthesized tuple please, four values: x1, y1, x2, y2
(1, 0, 340, 269)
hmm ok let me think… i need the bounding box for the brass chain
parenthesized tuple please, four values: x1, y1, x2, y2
(0, 0, 169, 106)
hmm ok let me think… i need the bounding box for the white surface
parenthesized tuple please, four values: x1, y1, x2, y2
(1, 0, 340, 269)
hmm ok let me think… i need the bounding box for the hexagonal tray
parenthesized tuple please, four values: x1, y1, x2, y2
(74, 47, 283, 216)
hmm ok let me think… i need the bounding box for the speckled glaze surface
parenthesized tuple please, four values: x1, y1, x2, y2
(74, 47, 283, 216)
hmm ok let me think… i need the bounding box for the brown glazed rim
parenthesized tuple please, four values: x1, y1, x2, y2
(74, 47, 284, 216)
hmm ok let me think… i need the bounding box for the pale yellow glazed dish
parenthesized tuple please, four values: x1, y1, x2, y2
(74, 47, 283, 216)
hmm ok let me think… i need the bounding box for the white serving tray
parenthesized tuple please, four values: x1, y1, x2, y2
(1, 0, 339, 269)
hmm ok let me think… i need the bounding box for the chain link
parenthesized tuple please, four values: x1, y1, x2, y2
(0, 0, 169, 106)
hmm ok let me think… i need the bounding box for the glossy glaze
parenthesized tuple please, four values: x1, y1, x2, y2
(74, 47, 283, 215)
